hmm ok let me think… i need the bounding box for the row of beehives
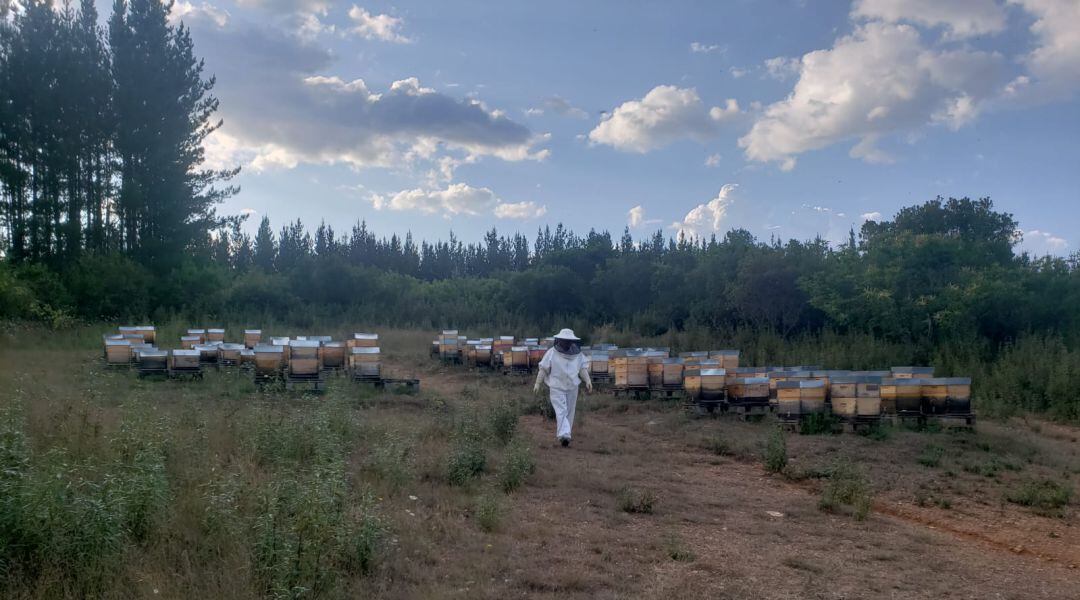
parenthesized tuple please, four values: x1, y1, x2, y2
(102, 326, 382, 379)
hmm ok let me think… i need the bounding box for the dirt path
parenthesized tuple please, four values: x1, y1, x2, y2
(395, 356, 1080, 599)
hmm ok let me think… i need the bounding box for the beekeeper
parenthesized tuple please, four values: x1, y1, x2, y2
(533, 328, 592, 447)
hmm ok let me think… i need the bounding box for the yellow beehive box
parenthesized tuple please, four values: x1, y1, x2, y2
(646, 356, 666, 387)
(588, 351, 610, 374)
(244, 329, 261, 349)
(728, 376, 769, 400)
(661, 359, 684, 387)
(350, 333, 379, 349)
(856, 395, 882, 417)
(509, 346, 529, 368)
(133, 326, 155, 344)
(699, 368, 727, 400)
(475, 344, 493, 366)
(206, 328, 225, 343)
(105, 339, 132, 364)
(240, 348, 255, 367)
(349, 347, 381, 378)
(218, 343, 244, 364)
(709, 350, 740, 370)
(527, 346, 546, 368)
(288, 340, 321, 376)
(180, 335, 200, 350)
(683, 367, 702, 399)
(613, 354, 649, 387)
(187, 329, 206, 343)
(271, 337, 291, 363)
(832, 397, 858, 418)
(253, 345, 284, 376)
(169, 349, 201, 370)
(321, 341, 346, 369)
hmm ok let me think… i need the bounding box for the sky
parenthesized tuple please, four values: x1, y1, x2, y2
(148, 0, 1079, 255)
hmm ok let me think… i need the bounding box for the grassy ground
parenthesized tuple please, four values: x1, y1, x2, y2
(1, 325, 1078, 599)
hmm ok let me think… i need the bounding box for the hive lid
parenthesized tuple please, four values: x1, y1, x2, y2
(779, 379, 824, 389)
(119, 325, 139, 333)
(323, 341, 345, 348)
(733, 366, 762, 373)
(700, 368, 727, 376)
(734, 377, 770, 384)
(135, 325, 155, 332)
(466, 340, 480, 346)
(103, 333, 124, 340)
(295, 336, 307, 340)
(240, 349, 255, 356)
(172, 349, 199, 356)
(679, 351, 710, 358)
(354, 333, 378, 340)
(477, 345, 492, 351)
(480, 338, 493, 343)
(891, 366, 935, 374)
(289, 340, 321, 348)
(662, 358, 685, 364)
(511, 346, 528, 351)
(590, 352, 610, 360)
(524, 338, 539, 344)
(497, 336, 515, 341)
(254, 345, 284, 354)
(441, 330, 458, 335)
(244, 329, 262, 334)
(140, 350, 167, 358)
(350, 346, 381, 354)
(193, 344, 218, 351)
(220, 343, 246, 350)
(832, 375, 882, 384)
(208, 328, 225, 334)
(886, 378, 923, 387)
(181, 335, 201, 341)
(188, 329, 206, 334)
(852, 370, 891, 377)
(271, 337, 290, 345)
(105, 339, 131, 347)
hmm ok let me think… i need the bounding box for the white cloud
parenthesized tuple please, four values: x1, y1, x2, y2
(690, 42, 722, 54)
(526, 95, 588, 119)
(852, 0, 1006, 39)
(240, 207, 258, 216)
(1008, 0, 1080, 99)
(729, 67, 748, 78)
(764, 56, 800, 80)
(1022, 229, 1069, 255)
(627, 205, 661, 229)
(371, 183, 544, 219)
(704, 153, 722, 167)
(739, 22, 1004, 168)
(347, 5, 410, 43)
(170, 1, 230, 27)
(672, 184, 738, 240)
(235, 0, 330, 14)
(494, 201, 547, 220)
(588, 85, 741, 153)
(860, 211, 883, 222)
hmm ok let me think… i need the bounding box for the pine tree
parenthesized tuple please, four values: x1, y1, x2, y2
(253, 216, 276, 270)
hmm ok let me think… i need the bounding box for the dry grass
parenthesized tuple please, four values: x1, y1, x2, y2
(1, 325, 1079, 599)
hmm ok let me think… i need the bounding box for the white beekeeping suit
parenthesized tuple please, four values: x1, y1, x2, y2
(534, 328, 592, 446)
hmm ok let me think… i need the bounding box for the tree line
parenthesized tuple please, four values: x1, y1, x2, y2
(0, 0, 236, 268)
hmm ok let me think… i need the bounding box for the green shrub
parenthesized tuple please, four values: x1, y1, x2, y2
(819, 460, 873, 521)
(447, 414, 487, 486)
(499, 437, 535, 493)
(486, 398, 520, 445)
(799, 413, 837, 435)
(1006, 479, 1072, 515)
(474, 492, 503, 532)
(917, 444, 945, 468)
(368, 431, 414, 490)
(706, 432, 733, 456)
(616, 486, 656, 514)
(763, 427, 787, 474)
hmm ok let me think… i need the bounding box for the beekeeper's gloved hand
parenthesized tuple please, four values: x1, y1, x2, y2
(533, 371, 545, 394)
(580, 367, 593, 393)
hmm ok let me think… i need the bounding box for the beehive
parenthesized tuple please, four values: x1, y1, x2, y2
(524, 338, 539, 346)
(206, 328, 225, 343)
(830, 376, 858, 399)
(439, 330, 459, 360)
(187, 329, 207, 343)
(194, 344, 220, 364)
(588, 351, 610, 374)
(683, 366, 702, 399)
(253, 345, 284, 376)
(679, 351, 710, 366)
(219, 343, 244, 365)
(105, 339, 132, 365)
(768, 370, 812, 401)
(271, 337, 291, 362)
(699, 368, 727, 401)
(945, 377, 972, 414)
(321, 341, 347, 369)
(239, 348, 255, 367)
(920, 378, 950, 414)
(170, 349, 201, 370)
(661, 358, 684, 387)
(778, 380, 827, 414)
(726, 366, 765, 386)
(475, 344, 493, 366)
(646, 355, 666, 387)
(613, 352, 649, 388)
(180, 335, 201, 350)
(833, 397, 858, 418)
(308, 335, 332, 345)
(464, 340, 480, 365)
(508, 346, 529, 369)
(288, 340, 321, 376)
(130, 343, 154, 361)
(881, 378, 922, 414)
(244, 329, 261, 348)
(349, 346, 381, 379)
(891, 366, 934, 379)
(351, 333, 379, 348)
(134, 325, 156, 344)
(728, 376, 769, 403)
(138, 349, 168, 372)
(527, 346, 546, 369)
(709, 350, 740, 370)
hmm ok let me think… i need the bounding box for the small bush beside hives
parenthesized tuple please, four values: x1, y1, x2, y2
(917, 444, 945, 468)
(819, 460, 873, 521)
(447, 413, 487, 486)
(474, 492, 503, 532)
(616, 485, 656, 514)
(1006, 479, 1072, 516)
(486, 398, 520, 445)
(763, 427, 788, 474)
(499, 437, 535, 493)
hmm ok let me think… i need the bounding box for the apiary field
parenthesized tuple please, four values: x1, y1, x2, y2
(1, 326, 1078, 599)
